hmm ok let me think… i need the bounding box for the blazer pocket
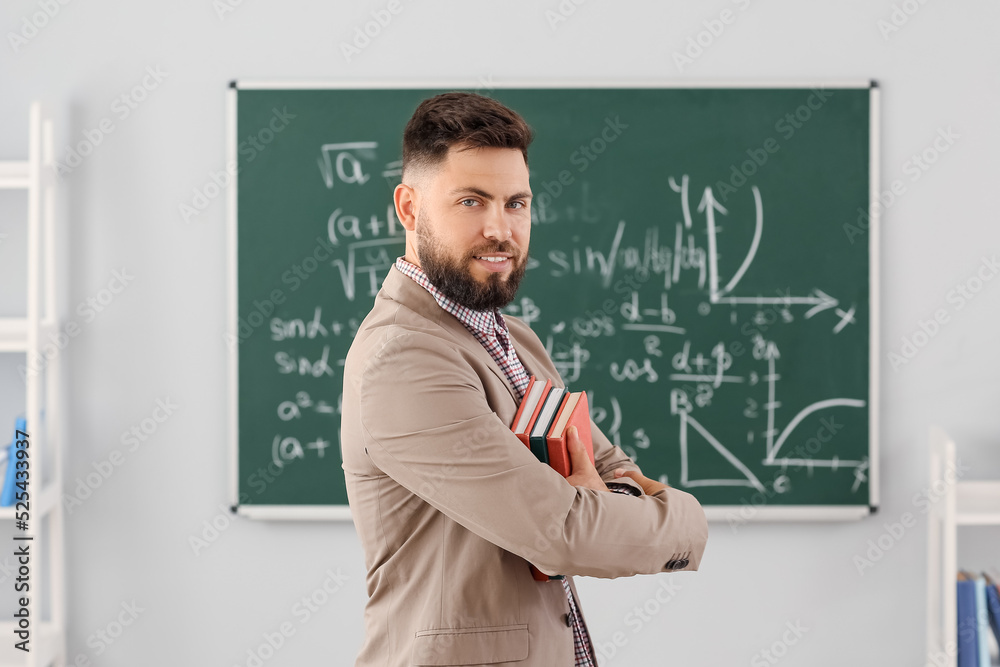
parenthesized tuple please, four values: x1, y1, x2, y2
(412, 623, 529, 665)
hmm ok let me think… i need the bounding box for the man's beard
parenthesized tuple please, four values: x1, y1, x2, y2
(415, 215, 527, 312)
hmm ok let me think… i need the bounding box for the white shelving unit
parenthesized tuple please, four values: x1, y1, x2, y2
(926, 426, 1000, 667)
(0, 102, 66, 667)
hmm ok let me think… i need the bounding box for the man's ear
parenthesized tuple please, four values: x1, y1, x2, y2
(394, 183, 417, 231)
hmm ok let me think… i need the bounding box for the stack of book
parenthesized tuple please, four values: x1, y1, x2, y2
(510, 376, 594, 581)
(511, 376, 594, 478)
(957, 570, 1000, 667)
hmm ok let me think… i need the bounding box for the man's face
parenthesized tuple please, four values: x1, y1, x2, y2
(401, 145, 532, 311)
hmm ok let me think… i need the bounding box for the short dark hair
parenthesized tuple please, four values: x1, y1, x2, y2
(401, 92, 533, 180)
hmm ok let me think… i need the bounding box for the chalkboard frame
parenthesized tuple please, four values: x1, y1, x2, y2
(226, 80, 880, 522)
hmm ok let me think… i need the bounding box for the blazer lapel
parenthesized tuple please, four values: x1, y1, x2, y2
(379, 265, 520, 403)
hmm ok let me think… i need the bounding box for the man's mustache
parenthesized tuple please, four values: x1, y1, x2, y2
(468, 243, 519, 258)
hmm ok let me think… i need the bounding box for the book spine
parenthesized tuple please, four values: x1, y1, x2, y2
(957, 580, 979, 667)
(528, 433, 549, 465)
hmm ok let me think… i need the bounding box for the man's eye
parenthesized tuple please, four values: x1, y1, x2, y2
(460, 198, 479, 207)
(507, 201, 525, 209)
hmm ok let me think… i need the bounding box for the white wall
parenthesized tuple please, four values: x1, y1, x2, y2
(2, 0, 999, 665)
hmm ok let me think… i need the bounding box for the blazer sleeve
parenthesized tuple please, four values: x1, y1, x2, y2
(357, 330, 708, 578)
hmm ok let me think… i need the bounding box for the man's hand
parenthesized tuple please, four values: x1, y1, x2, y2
(564, 426, 609, 493)
(613, 467, 669, 496)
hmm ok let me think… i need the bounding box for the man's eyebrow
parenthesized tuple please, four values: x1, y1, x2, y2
(449, 187, 533, 201)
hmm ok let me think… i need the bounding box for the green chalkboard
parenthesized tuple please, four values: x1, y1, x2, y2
(229, 84, 877, 520)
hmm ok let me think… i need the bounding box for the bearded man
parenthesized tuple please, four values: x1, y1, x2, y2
(341, 91, 708, 667)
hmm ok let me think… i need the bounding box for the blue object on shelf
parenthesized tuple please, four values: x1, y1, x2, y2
(0, 417, 27, 507)
(957, 578, 979, 667)
(986, 584, 1000, 645)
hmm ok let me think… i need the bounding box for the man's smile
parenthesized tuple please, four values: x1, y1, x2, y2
(472, 253, 513, 272)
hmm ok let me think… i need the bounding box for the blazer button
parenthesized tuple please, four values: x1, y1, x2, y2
(563, 612, 573, 627)
(677, 558, 690, 569)
(665, 559, 678, 570)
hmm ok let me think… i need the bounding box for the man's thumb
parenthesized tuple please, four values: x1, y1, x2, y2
(567, 426, 586, 460)
(616, 469, 639, 482)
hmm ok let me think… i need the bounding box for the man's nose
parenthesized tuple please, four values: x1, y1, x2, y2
(483, 207, 512, 241)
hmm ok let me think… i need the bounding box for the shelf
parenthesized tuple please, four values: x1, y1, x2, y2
(0, 318, 59, 353)
(0, 161, 30, 190)
(0, 102, 64, 667)
(0, 622, 60, 666)
(0, 484, 60, 522)
(0, 319, 28, 353)
(926, 428, 1000, 667)
(956, 481, 1000, 525)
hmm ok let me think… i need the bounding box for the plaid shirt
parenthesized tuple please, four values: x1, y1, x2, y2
(394, 256, 599, 666)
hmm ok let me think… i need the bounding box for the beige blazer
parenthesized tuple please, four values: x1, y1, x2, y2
(341, 265, 708, 667)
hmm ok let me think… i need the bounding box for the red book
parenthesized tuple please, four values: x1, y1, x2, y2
(511, 376, 538, 433)
(511, 377, 552, 448)
(545, 391, 594, 477)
